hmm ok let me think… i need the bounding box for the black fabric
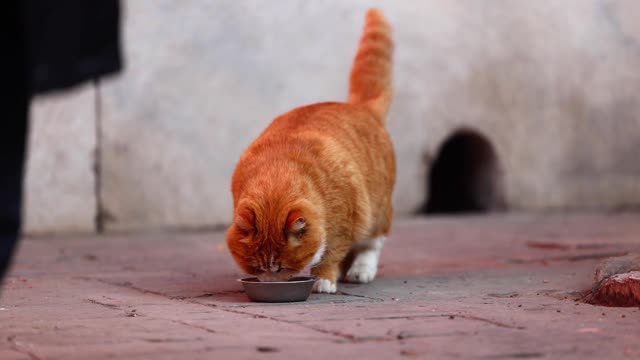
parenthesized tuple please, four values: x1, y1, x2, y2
(0, 115, 29, 284)
(25, 0, 122, 94)
(0, 1, 31, 283)
(0, 0, 121, 286)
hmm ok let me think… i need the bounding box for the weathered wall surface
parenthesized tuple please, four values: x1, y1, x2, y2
(24, 85, 97, 234)
(24, 1, 640, 233)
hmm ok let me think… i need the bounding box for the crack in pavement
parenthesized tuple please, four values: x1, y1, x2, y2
(85, 298, 121, 310)
(186, 302, 360, 343)
(141, 337, 202, 343)
(171, 320, 218, 334)
(75, 276, 188, 300)
(480, 351, 545, 359)
(200, 303, 509, 343)
(454, 314, 524, 330)
(7, 335, 42, 360)
(75, 274, 524, 344)
(75, 276, 358, 342)
(300, 314, 443, 321)
(336, 290, 384, 302)
(285, 313, 524, 330)
(509, 251, 629, 265)
(84, 298, 139, 318)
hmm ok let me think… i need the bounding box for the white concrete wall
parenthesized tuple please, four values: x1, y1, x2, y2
(24, 0, 640, 234)
(24, 85, 97, 235)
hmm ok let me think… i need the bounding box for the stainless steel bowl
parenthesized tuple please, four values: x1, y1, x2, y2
(238, 276, 316, 303)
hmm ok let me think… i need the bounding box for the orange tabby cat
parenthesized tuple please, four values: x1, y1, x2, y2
(226, 9, 395, 293)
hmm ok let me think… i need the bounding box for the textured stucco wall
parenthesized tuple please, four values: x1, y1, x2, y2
(24, 0, 640, 233)
(24, 84, 97, 234)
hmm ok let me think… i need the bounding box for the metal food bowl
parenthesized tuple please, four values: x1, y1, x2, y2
(238, 276, 316, 303)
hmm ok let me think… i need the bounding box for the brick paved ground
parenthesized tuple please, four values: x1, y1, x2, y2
(1, 214, 640, 359)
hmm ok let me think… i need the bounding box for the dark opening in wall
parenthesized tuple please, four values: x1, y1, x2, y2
(421, 129, 505, 214)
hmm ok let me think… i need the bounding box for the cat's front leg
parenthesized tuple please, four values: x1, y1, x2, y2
(311, 261, 339, 294)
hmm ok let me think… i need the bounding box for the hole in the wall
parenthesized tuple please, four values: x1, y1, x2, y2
(420, 129, 505, 214)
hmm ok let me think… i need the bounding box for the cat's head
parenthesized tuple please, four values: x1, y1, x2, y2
(226, 199, 325, 281)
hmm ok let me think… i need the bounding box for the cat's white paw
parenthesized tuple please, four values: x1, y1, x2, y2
(345, 256, 378, 283)
(313, 278, 337, 293)
(345, 237, 384, 284)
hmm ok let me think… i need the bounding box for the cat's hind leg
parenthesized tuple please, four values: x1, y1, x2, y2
(344, 235, 385, 284)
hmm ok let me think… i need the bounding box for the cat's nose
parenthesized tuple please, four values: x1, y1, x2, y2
(269, 264, 279, 272)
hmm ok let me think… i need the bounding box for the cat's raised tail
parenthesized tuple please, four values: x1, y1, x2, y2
(348, 8, 393, 123)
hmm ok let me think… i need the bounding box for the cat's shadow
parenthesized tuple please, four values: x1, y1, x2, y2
(114, 271, 378, 306)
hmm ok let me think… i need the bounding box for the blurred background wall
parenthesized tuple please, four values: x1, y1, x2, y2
(23, 0, 640, 234)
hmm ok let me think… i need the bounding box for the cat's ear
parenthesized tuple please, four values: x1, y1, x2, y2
(234, 204, 255, 234)
(286, 211, 306, 235)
